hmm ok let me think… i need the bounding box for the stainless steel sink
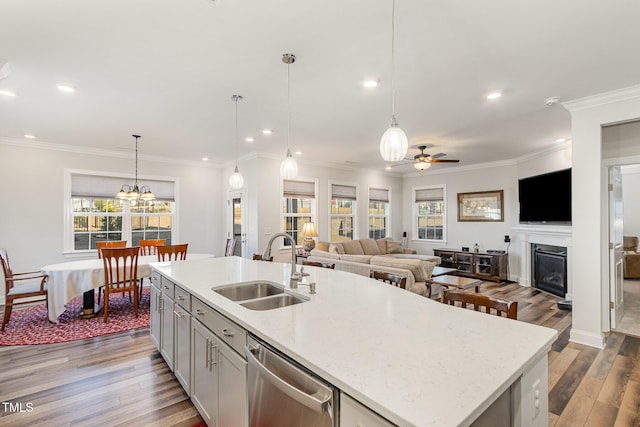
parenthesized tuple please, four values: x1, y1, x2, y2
(240, 294, 308, 311)
(214, 281, 284, 301)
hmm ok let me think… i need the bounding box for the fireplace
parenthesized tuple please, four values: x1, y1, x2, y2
(532, 244, 567, 297)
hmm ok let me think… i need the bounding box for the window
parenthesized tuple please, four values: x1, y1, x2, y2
(368, 187, 389, 239)
(67, 171, 176, 252)
(283, 179, 316, 246)
(72, 198, 124, 250)
(330, 183, 357, 241)
(414, 186, 445, 241)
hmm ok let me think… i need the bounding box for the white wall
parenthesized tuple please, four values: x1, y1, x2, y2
(228, 154, 404, 258)
(565, 84, 640, 349)
(622, 165, 640, 238)
(0, 142, 224, 288)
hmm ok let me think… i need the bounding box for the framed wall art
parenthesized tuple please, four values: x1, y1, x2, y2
(457, 190, 504, 222)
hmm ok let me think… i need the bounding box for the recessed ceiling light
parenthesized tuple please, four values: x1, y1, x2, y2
(24, 134, 36, 139)
(245, 137, 254, 142)
(555, 138, 567, 143)
(385, 166, 392, 170)
(202, 157, 209, 161)
(57, 83, 77, 93)
(262, 129, 272, 135)
(0, 90, 16, 97)
(363, 80, 379, 88)
(295, 151, 302, 156)
(486, 90, 502, 100)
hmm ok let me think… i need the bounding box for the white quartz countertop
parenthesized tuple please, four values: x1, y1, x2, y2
(152, 256, 557, 426)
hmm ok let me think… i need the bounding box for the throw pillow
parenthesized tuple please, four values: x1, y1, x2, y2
(360, 238, 381, 255)
(376, 239, 387, 254)
(386, 240, 403, 254)
(329, 243, 345, 254)
(316, 241, 329, 252)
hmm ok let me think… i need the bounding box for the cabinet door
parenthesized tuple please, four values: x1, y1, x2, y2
(150, 284, 161, 350)
(218, 340, 248, 427)
(191, 319, 218, 426)
(174, 306, 191, 395)
(341, 394, 394, 426)
(160, 296, 175, 370)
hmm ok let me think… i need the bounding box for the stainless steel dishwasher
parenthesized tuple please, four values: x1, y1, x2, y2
(246, 335, 338, 426)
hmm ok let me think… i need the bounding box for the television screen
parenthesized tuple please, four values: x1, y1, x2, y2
(518, 168, 571, 224)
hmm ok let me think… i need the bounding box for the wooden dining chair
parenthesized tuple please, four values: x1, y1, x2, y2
(100, 247, 140, 323)
(157, 244, 189, 262)
(370, 270, 407, 289)
(225, 238, 237, 257)
(252, 253, 273, 261)
(96, 240, 127, 259)
(302, 261, 335, 269)
(1, 248, 49, 331)
(139, 239, 165, 256)
(442, 289, 518, 320)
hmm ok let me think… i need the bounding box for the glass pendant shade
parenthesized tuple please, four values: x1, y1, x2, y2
(229, 165, 244, 189)
(380, 117, 408, 161)
(280, 149, 298, 179)
(414, 161, 431, 171)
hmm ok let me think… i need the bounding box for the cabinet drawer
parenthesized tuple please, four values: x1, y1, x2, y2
(161, 276, 175, 299)
(192, 297, 246, 357)
(150, 270, 162, 287)
(174, 285, 191, 311)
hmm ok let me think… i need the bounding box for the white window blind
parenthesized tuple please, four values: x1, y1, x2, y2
(283, 180, 316, 199)
(331, 184, 357, 200)
(71, 174, 175, 201)
(415, 188, 443, 202)
(369, 187, 389, 203)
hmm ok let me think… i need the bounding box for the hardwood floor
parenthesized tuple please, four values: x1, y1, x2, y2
(0, 282, 639, 426)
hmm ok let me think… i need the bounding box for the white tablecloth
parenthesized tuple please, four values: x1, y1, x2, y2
(41, 253, 213, 322)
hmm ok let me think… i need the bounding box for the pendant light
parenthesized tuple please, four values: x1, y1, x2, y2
(229, 94, 244, 189)
(380, 0, 408, 162)
(116, 134, 155, 201)
(280, 53, 298, 179)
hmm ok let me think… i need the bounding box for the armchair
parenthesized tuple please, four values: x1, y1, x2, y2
(623, 236, 640, 279)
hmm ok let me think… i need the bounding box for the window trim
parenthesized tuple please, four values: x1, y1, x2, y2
(280, 176, 318, 248)
(412, 184, 447, 243)
(368, 185, 391, 240)
(328, 180, 359, 242)
(64, 169, 179, 255)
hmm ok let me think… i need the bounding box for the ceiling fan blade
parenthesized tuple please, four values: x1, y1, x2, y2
(429, 159, 460, 163)
(431, 153, 447, 159)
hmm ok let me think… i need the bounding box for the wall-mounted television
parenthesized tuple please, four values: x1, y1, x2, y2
(518, 168, 572, 224)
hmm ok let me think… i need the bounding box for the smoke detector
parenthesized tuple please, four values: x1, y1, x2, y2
(545, 96, 560, 106)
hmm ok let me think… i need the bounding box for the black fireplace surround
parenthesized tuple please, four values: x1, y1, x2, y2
(532, 244, 567, 297)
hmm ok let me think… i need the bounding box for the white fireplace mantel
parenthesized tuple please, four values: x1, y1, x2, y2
(512, 225, 573, 299)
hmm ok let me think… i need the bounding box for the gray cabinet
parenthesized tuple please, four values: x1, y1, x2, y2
(341, 394, 394, 426)
(150, 282, 161, 350)
(160, 277, 175, 370)
(173, 286, 191, 394)
(191, 318, 218, 426)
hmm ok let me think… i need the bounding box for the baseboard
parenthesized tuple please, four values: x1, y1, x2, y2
(569, 328, 606, 349)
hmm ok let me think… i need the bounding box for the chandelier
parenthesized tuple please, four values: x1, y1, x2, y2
(115, 134, 155, 201)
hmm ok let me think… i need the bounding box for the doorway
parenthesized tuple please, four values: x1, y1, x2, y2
(228, 190, 246, 257)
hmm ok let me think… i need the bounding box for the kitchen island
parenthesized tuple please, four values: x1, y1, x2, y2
(151, 256, 557, 426)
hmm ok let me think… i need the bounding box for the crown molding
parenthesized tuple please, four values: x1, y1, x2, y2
(562, 84, 640, 112)
(0, 136, 221, 168)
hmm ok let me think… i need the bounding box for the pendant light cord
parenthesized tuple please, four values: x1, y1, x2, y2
(391, 0, 397, 120)
(287, 62, 291, 151)
(134, 135, 139, 186)
(235, 97, 239, 167)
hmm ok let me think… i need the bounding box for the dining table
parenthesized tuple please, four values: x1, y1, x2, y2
(41, 253, 214, 323)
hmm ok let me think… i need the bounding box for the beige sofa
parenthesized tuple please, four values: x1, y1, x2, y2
(308, 238, 441, 297)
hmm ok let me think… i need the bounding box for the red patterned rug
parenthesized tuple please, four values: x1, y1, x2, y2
(0, 287, 150, 346)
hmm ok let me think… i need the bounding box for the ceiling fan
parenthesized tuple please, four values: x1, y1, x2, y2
(393, 145, 460, 170)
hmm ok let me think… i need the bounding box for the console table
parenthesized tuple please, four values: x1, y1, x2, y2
(432, 249, 507, 283)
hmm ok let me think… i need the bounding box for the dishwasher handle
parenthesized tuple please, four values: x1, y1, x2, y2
(245, 344, 332, 414)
